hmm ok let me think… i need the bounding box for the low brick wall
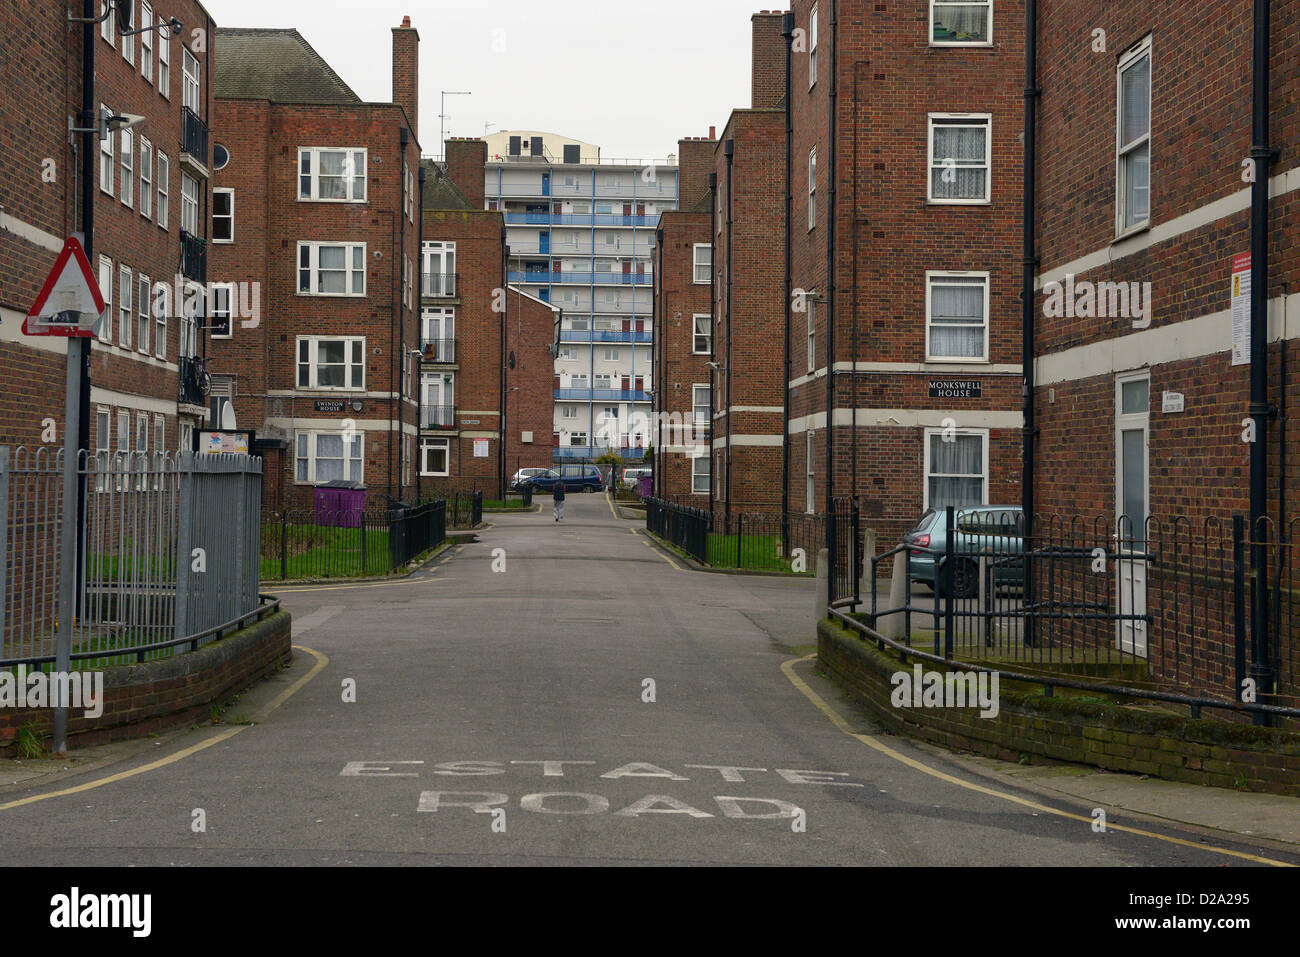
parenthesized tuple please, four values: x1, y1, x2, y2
(818, 618, 1300, 797)
(1, 609, 292, 753)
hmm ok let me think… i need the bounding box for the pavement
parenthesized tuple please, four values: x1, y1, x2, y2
(1, 490, 1298, 866)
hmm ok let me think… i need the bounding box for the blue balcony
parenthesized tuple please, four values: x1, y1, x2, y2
(503, 213, 656, 227)
(510, 271, 653, 286)
(554, 388, 651, 402)
(559, 329, 652, 343)
(554, 446, 647, 461)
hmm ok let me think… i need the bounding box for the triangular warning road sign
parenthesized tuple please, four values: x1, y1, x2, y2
(22, 237, 106, 337)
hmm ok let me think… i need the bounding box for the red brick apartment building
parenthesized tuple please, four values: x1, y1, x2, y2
(708, 12, 791, 519)
(785, 0, 1025, 548)
(207, 19, 423, 509)
(419, 140, 559, 499)
(652, 135, 716, 502)
(1, 0, 217, 459)
(1027, 1, 1299, 701)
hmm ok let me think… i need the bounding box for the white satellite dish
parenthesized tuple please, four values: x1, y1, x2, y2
(219, 399, 236, 430)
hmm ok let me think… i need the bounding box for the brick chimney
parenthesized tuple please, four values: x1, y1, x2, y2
(392, 16, 420, 138)
(676, 134, 717, 210)
(445, 138, 487, 207)
(752, 11, 785, 110)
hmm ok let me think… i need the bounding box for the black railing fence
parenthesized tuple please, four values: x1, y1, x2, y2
(846, 507, 1300, 721)
(645, 498, 709, 564)
(260, 500, 451, 581)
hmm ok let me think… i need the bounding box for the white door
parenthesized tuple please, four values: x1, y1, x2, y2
(423, 376, 453, 428)
(422, 308, 454, 361)
(1116, 373, 1150, 655)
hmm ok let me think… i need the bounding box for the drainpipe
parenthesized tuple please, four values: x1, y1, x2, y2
(396, 127, 409, 502)
(1022, 0, 1040, 646)
(76, 0, 96, 585)
(416, 163, 426, 502)
(1248, 0, 1275, 717)
(708, 171, 718, 522)
(782, 11, 794, 541)
(824, 0, 838, 527)
(653, 225, 662, 498)
(724, 138, 735, 528)
(500, 225, 508, 501)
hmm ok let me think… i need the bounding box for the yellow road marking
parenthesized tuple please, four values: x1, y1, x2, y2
(272, 577, 438, 594)
(606, 491, 619, 520)
(780, 654, 1293, 867)
(631, 527, 683, 571)
(0, 646, 330, 812)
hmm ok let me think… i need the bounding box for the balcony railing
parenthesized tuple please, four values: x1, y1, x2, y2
(180, 231, 206, 282)
(554, 445, 648, 460)
(509, 271, 652, 286)
(422, 272, 457, 298)
(554, 388, 651, 402)
(419, 338, 456, 363)
(419, 404, 457, 430)
(559, 329, 652, 343)
(181, 106, 209, 167)
(178, 355, 209, 407)
(503, 213, 658, 227)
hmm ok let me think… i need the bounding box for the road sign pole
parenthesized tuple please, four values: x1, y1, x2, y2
(52, 343, 82, 755)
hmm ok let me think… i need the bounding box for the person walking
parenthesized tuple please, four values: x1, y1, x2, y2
(553, 481, 566, 522)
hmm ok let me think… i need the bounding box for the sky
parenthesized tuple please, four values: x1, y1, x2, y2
(203, 0, 768, 161)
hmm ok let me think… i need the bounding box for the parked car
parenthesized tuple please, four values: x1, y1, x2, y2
(522, 464, 603, 493)
(902, 506, 1024, 598)
(620, 467, 651, 485)
(511, 467, 548, 491)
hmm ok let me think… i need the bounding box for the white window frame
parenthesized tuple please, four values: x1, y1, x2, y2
(154, 279, 166, 359)
(209, 283, 233, 340)
(927, 113, 992, 204)
(297, 242, 367, 297)
(296, 430, 365, 485)
(157, 13, 170, 98)
(561, 406, 577, 419)
(139, 137, 152, 220)
(213, 187, 234, 243)
(809, 4, 819, 89)
(1115, 36, 1153, 237)
(602, 348, 621, 362)
(693, 314, 712, 355)
(120, 2, 134, 65)
(691, 454, 710, 495)
(923, 427, 989, 511)
(137, 273, 151, 354)
(298, 148, 368, 203)
(925, 270, 990, 362)
(178, 420, 192, 453)
(115, 409, 130, 491)
(808, 147, 817, 230)
(135, 411, 149, 490)
(692, 384, 710, 431)
(805, 431, 815, 513)
(929, 0, 994, 47)
(118, 265, 132, 349)
(98, 256, 113, 343)
(181, 47, 200, 113)
(296, 335, 366, 391)
(140, 1, 154, 81)
(420, 438, 450, 477)
(119, 127, 133, 208)
(180, 172, 199, 233)
(156, 151, 169, 229)
(692, 243, 712, 284)
(99, 104, 114, 195)
(95, 407, 111, 491)
(100, 0, 114, 43)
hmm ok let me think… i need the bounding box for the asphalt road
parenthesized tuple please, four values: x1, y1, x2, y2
(2, 492, 1296, 866)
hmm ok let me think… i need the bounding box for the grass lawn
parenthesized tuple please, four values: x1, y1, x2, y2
(481, 499, 531, 510)
(260, 521, 392, 581)
(705, 532, 810, 573)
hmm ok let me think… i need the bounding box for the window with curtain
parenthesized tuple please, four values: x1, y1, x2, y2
(929, 116, 990, 202)
(927, 272, 988, 360)
(297, 431, 363, 484)
(930, 0, 992, 44)
(927, 431, 986, 509)
(1116, 39, 1151, 233)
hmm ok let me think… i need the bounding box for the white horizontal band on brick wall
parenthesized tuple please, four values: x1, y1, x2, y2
(1035, 164, 1300, 289)
(788, 368, 829, 389)
(834, 361, 1024, 375)
(788, 409, 1024, 434)
(1035, 292, 1300, 387)
(459, 431, 501, 439)
(0, 211, 64, 252)
(711, 435, 784, 448)
(90, 387, 184, 416)
(264, 417, 420, 436)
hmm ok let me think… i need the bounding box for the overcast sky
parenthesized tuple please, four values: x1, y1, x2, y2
(205, 0, 764, 160)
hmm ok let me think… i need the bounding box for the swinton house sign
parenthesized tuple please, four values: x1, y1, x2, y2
(928, 379, 982, 399)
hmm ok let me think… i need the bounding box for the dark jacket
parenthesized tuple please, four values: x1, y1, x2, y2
(553, 483, 566, 501)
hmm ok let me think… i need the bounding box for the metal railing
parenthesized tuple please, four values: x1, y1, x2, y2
(559, 329, 653, 343)
(422, 272, 457, 298)
(419, 404, 456, 430)
(180, 231, 206, 282)
(554, 388, 651, 402)
(181, 105, 208, 165)
(839, 507, 1300, 722)
(645, 498, 708, 564)
(178, 354, 209, 407)
(419, 337, 456, 363)
(0, 447, 262, 669)
(260, 500, 448, 581)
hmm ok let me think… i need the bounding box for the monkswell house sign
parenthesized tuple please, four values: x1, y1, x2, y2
(928, 379, 982, 399)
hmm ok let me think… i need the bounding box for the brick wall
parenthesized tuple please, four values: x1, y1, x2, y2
(445, 138, 487, 208)
(505, 286, 559, 476)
